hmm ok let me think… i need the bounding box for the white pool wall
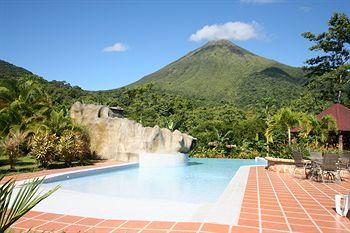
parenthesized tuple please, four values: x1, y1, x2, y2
(139, 153, 188, 167)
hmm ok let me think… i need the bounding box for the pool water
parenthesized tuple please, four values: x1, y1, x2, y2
(43, 158, 264, 204)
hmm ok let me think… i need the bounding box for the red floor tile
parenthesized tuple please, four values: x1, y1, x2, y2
(231, 225, 259, 233)
(120, 220, 150, 229)
(140, 230, 168, 233)
(33, 212, 62, 221)
(113, 229, 142, 233)
(261, 221, 289, 231)
(286, 217, 314, 225)
(56, 215, 85, 223)
(261, 215, 286, 223)
(239, 212, 259, 220)
(320, 227, 350, 233)
(238, 219, 260, 228)
(96, 219, 126, 228)
(200, 223, 229, 233)
(87, 227, 116, 233)
(169, 231, 197, 233)
(289, 224, 320, 233)
(76, 217, 105, 226)
(35, 221, 69, 231)
(22, 211, 44, 219)
(60, 224, 91, 232)
(13, 219, 46, 229)
(172, 222, 201, 231)
(146, 221, 175, 229)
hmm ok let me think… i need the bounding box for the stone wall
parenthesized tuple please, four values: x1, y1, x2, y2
(70, 102, 196, 162)
(265, 156, 350, 179)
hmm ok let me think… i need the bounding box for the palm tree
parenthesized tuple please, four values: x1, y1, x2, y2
(212, 127, 232, 153)
(0, 176, 59, 231)
(0, 129, 28, 170)
(265, 118, 275, 156)
(298, 114, 319, 141)
(315, 116, 337, 145)
(0, 78, 20, 109)
(0, 77, 51, 136)
(41, 109, 73, 135)
(299, 114, 337, 147)
(273, 108, 301, 146)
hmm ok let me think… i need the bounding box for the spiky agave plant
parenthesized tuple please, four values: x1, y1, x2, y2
(0, 176, 60, 232)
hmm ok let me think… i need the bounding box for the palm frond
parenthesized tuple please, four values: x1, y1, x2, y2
(0, 176, 60, 231)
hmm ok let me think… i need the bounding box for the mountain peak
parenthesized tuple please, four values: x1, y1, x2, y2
(131, 40, 305, 106)
(205, 39, 234, 46)
(199, 39, 251, 56)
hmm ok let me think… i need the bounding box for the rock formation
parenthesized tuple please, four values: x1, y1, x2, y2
(70, 102, 196, 162)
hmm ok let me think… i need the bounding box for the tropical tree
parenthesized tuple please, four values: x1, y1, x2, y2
(257, 98, 278, 156)
(0, 78, 20, 109)
(264, 118, 275, 156)
(0, 76, 51, 135)
(298, 114, 319, 141)
(41, 109, 75, 136)
(0, 130, 28, 170)
(0, 176, 59, 232)
(272, 108, 301, 146)
(302, 12, 350, 103)
(317, 116, 337, 143)
(299, 114, 337, 147)
(214, 127, 232, 148)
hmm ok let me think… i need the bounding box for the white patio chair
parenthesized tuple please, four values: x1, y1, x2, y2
(335, 191, 349, 217)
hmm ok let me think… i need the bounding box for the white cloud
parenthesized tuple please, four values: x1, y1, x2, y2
(240, 0, 282, 3)
(102, 42, 128, 52)
(189, 21, 260, 42)
(299, 6, 311, 12)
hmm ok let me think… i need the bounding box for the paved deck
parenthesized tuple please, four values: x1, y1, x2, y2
(9, 166, 350, 233)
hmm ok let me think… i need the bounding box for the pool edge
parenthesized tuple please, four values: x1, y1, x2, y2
(201, 164, 265, 225)
(15, 162, 138, 185)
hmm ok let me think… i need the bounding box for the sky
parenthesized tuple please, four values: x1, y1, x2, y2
(1, 0, 349, 91)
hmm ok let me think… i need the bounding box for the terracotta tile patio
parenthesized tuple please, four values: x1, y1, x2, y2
(8, 166, 350, 233)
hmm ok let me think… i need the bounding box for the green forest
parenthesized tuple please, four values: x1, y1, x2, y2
(0, 13, 349, 174)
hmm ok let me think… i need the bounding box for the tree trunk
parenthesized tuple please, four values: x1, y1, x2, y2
(265, 131, 269, 157)
(9, 152, 15, 170)
(339, 132, 343, 151)
(288, 127, 291, 146)
(337, 73, 343, 103)
(266, 143, 269, 156)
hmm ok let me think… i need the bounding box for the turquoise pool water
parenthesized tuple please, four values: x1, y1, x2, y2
(42, 158, 265, 204)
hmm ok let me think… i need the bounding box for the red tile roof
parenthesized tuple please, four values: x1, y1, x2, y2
(317, 103, 350, 131)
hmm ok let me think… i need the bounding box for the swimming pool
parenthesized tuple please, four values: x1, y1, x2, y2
(42, 158, 261, 203)
(34, 158, 266, 223)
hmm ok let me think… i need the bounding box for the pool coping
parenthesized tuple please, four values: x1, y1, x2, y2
(15, 162, 138, 185)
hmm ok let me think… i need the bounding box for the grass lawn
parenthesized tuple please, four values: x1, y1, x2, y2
(0, 155, 100, 176)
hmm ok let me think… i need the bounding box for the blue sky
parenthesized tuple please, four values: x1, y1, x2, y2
(1, 0, 349, 91)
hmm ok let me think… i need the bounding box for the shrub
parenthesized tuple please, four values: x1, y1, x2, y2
(190, 146, 260, 159)
(57, 130, 90, 165)
(29, 131, 57, 167)
(73, 130, 91, 161)
(57, 131, 77, 166)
